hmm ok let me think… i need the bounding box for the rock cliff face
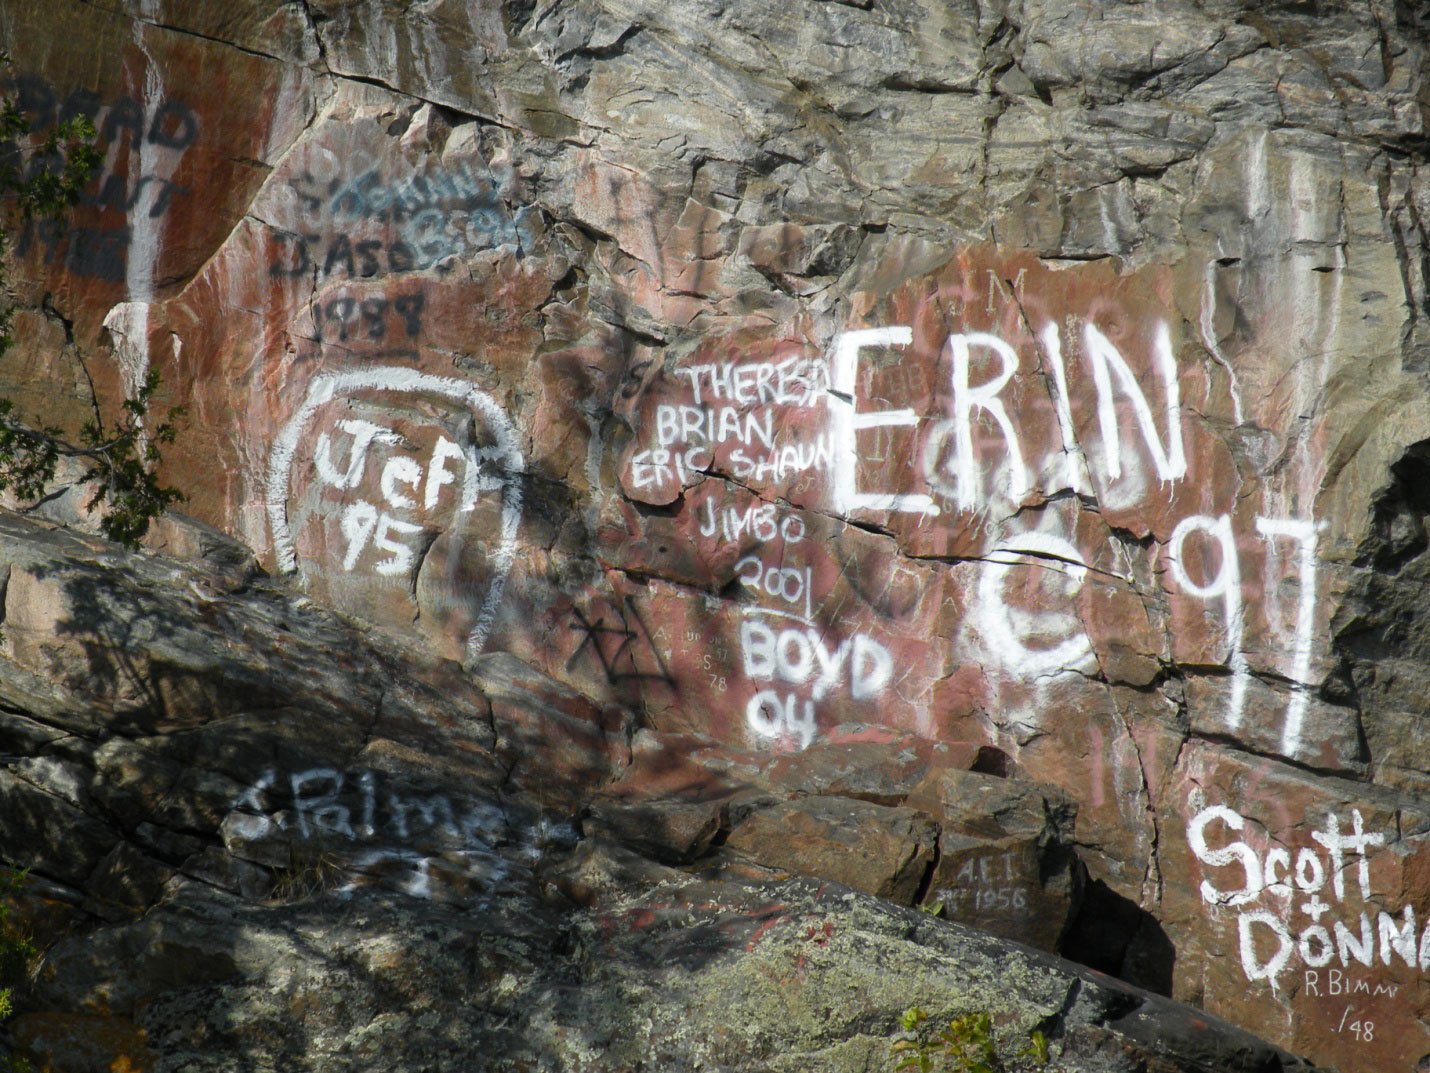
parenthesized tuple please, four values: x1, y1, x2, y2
(0, 515, 1317, 1072)
(1, 1, 1428, 1070)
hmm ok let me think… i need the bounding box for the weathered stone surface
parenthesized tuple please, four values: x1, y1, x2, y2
(761, 724, 984, 805)
(602, 728, 769, 803)
(584, 795, 725, 863)
(15, 866, 1329, 1073)
(1156, 739, 1430, 1070)
(724, 796, 938, 903)
(477, 651, 633, 805)
(9, 1012, 153, 1073)
(2, 0, 1429, 1068)
(0, 509, 1328, 1072)
(906, 768, 1080, 952)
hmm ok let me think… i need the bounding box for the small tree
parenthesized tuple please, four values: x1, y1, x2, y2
(0, 869, 35, 1072)
(0, 55, 183, 548)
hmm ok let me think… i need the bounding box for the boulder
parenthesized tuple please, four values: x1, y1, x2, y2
(759, 725, 984, 805)
(906, 768, 1081, 952)
(724, 796, 938, 904)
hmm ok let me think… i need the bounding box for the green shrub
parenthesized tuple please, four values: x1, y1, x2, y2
(890, 1006, 1050, 1073)
(0, 869, 35, 1073)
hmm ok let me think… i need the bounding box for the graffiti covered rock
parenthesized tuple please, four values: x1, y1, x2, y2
(2, 0, 1429, 1069)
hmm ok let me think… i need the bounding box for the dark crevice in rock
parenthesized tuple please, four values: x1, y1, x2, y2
(560, 23, 643, 64)
(1182, 726, 1361, 781)
(1060, 878, 1177, 996)
(325, 68, 506, 133)
(878, 74, 979, 96)
(911, 821, 941, 908)
(295, 0, 330, 70)
(77, 0, 295, 67)
(1353, 437, 1430, 571)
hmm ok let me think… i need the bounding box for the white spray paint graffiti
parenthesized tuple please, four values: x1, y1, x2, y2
(691, 477, 899, 751)
(227, 767, 576, 902)
(1168, 514, 1249, 729)
(746, 689, 818, 750)
(934, 850, 1035, 918)
(1187, 801, 1430, 990)
(830, 327, 939, 516)
(1254, 517, 1320, 753)
(739, 607, 894, 749)
(266, 367, 524, 657)
(926, 332, 1030, 510)
(740, 617, 892, 701)
(916, 319, 1185, 511)
(971, 531, 1095, 677)
(1165, 515, 1322, 752)
(626, 316, 1196, 519)
(1037, 320, 1090, 495)
(1081, 320, 1186, 484)
(700, 497, 807, 546)
(614, 298, 1332, 760)
(103, 31, 198, 433)
(628, 354, 836, 492)
(1198, 262, 1246, 427)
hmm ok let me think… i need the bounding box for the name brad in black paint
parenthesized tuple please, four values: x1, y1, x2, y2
(4, 73, 200, 282)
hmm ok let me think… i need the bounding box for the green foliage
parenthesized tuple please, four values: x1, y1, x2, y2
(0, 105, 100, 219)
(0, 869, 35, 1072)
(79, 369, 185, 547)
(0, 53, 183, 548)
(890, 1006, 1050, 1073)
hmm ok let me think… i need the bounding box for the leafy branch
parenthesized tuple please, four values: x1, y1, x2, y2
(0, 88, 101, 217)
(0, 53, 183, 547)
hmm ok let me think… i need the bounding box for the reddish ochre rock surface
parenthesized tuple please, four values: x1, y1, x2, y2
(3, 1, 1430, 1070)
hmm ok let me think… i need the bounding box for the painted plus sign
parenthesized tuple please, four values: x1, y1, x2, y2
(1300, 893, 1330, 921)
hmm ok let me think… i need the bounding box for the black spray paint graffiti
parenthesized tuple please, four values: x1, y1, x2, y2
(17, 220, 130, 283)
(567, 595, 676, 689)
(310, 290, 426, 343)
(6, 76, 198, 150)
(4, 74, 199, 282)
(270, 160, 529, 280)
(292, 164, 507, 228)
(269, 232, 437, 280)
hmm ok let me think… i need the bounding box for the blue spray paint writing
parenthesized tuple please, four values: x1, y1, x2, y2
(272, 160, 525, 279)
